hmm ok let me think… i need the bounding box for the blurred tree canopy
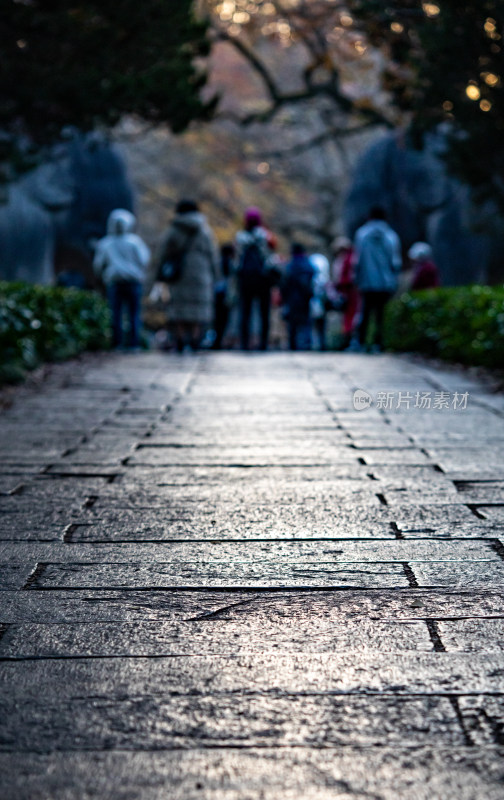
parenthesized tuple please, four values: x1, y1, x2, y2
(352, 0, 504, 205)
(204, 0, 504, 206)
(1, 0, 215, 166)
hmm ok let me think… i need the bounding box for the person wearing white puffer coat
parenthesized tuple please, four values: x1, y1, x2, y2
(94, 209, 150, 349)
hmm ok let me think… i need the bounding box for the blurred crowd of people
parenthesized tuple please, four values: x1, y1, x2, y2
(93, 202, 440, 353)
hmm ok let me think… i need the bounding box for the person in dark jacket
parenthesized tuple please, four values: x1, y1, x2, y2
(282, 243, 315, 351)
(235, 207, 272, 351)
(408, 242, 440, 290)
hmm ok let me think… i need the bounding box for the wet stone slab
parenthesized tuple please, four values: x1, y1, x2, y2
(0, 508, 83, 541)
(412, 562, 504, 588)
(167, 412, 333, 426)
(57, 441, 138, 457)
(0, 432, 84, 448)
(392, 505, 487, 527)
(77, 497, 489, 536)
(85, 489, 390, 515)
(44, 464, 124, 477)
(0, 463, 53, 476)
(0, 691, 465, 751)
(400, 524, 502, 539)
(2, 651, 504, 698)
(2, 747, 504, 800)
(452, 481, 504, 503)
(367, 465, 457, 489)
(99, 482, 385, 507)
(381, 490, 461, 506)
(351, 449, 433, 465)
(118, 465, 369, 484)
(25, 561, 411, 589)
(139, 431, 351, 446)
(0, 565, 34, 590)
(0, 618, 434, 658)
(0, 477, 28, 496)
(458, 697, 504, 746)
(479, 506, 504, 522)
(0, 449, 69, 465)
(0, 521, 67, 542)
(0, 539, 496, 564)
(156, 415, 338, 429)
(2, 587, 503, 624)
(0, 477, 114, 504)
(62, 516, 397, 542)
(425, 449, 504, 475)
(439, 619, 504, 652)
(125, 448, 361, 467)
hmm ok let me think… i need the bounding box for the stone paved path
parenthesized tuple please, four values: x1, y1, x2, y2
(1, 351, 504, 798)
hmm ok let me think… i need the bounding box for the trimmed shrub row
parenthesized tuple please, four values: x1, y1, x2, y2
(1, 282, 502, 383)
(385, 285, 504, 369)
(0, 282, 110, 384)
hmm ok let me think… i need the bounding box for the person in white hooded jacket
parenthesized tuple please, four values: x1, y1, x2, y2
(94, 209, 150, 349)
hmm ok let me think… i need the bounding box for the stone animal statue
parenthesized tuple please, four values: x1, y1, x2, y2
(0, 133, 134, 287)
(345, 128, 504, 286)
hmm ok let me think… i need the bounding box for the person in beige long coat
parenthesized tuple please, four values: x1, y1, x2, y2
(159, 200, 220, 352)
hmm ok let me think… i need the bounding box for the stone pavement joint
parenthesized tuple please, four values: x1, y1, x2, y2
(1, 351, 504, 798)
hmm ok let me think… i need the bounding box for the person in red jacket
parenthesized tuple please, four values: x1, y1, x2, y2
(408, 242, 440, 290)
(331, 237, 360, 350)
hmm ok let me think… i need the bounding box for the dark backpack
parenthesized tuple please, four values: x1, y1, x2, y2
(240, 241, 265, 278)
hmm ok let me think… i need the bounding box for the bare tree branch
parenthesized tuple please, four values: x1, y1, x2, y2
(215, 30, 281, 103)
(214, 27, 393, 129)
(257, 121, 378, 159)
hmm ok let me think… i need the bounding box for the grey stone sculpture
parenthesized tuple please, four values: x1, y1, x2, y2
(0, 133, 134, 286)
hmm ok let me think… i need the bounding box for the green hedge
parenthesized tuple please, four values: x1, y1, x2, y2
(0, 282, 111, 384)
(385, 285, 504, 368)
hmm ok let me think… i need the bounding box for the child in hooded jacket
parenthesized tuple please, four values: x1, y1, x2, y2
(281, 243, 315, 351)
(94, 209, 150, 349)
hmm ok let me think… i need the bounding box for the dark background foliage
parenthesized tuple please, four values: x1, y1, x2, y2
(351, 0, 504, 205)
(0, 0, 215, 169)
